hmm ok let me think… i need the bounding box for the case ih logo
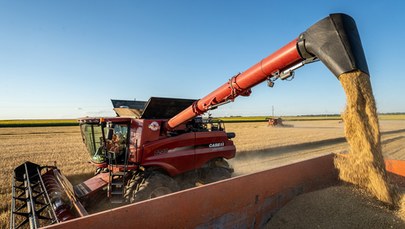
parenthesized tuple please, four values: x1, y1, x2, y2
(209, 142, 224, 148)
(148, 121, 160, 131)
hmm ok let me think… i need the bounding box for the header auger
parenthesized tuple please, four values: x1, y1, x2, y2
(11, 13, 369, 228)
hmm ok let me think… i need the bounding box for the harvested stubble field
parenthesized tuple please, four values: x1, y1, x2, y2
(1, 120, 405, 228)
(0, 126, 94, 228)
(229, 120, 405, 175)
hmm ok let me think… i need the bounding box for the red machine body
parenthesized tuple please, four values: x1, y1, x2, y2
(73, 38, 303, 184)
(76, 39, 306, 184)
(79, 117, 235, 177)
(72, 38, 307, 206)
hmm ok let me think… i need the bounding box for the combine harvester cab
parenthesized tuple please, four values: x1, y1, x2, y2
(10, 13, 396, 228)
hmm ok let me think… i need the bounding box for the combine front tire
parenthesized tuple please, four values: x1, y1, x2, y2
(130, 171, 179, 203)
(200, 158, 233, 184)
(202, 167, 232, 183)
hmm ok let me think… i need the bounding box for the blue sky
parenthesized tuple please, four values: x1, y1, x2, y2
(1, 1, 404, 119)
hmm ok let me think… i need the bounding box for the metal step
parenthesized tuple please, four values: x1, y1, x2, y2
(111, 172, 126, 176)
(110, 197, 124, 204)
(111, 190, 123, 195)
(111, 182, 124, 186)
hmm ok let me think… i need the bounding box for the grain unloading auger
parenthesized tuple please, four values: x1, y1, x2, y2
(11, 13, 371, 229)
(166, 13, 369, 129)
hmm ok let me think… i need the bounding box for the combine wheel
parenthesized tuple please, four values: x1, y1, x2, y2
(130, 171, 179, 203)
(200, 158, 233, 184)
(124, 172, 142, 203)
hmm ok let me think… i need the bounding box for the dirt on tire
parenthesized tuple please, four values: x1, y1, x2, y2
(131, 172, 179, 203)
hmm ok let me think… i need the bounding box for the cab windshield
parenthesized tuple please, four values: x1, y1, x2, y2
(80, 122, 129, 163)
(80, 123, 106, 163)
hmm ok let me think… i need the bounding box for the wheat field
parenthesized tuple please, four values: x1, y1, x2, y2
(0, 126, 93, 228)
(1, 120, 405, 228)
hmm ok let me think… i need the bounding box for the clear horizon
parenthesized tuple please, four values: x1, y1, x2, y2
(1, 1, 405, 119)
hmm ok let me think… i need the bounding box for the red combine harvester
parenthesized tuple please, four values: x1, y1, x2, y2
(78, 97, 236, 202)
(267, 117, 283, 127)
(11, 13, 370, 228)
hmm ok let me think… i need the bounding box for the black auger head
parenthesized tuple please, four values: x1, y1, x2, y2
(297, 13, 369, 78)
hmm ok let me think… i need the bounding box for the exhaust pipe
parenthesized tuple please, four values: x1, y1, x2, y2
(297, 13, 369, 77)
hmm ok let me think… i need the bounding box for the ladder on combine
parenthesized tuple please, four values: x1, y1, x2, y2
(10, 162, 58, 229)
(107, 149, 129, 204)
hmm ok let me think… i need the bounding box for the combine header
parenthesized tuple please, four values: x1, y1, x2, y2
(11, 13, 371, 228)
(10, 163, 87, 228)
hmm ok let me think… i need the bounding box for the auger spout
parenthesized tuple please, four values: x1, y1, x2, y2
(297, 13, 369, 78)
(166, 13, 369, 130)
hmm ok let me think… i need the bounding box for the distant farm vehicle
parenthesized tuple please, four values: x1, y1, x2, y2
(267, 117, 283, 127)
